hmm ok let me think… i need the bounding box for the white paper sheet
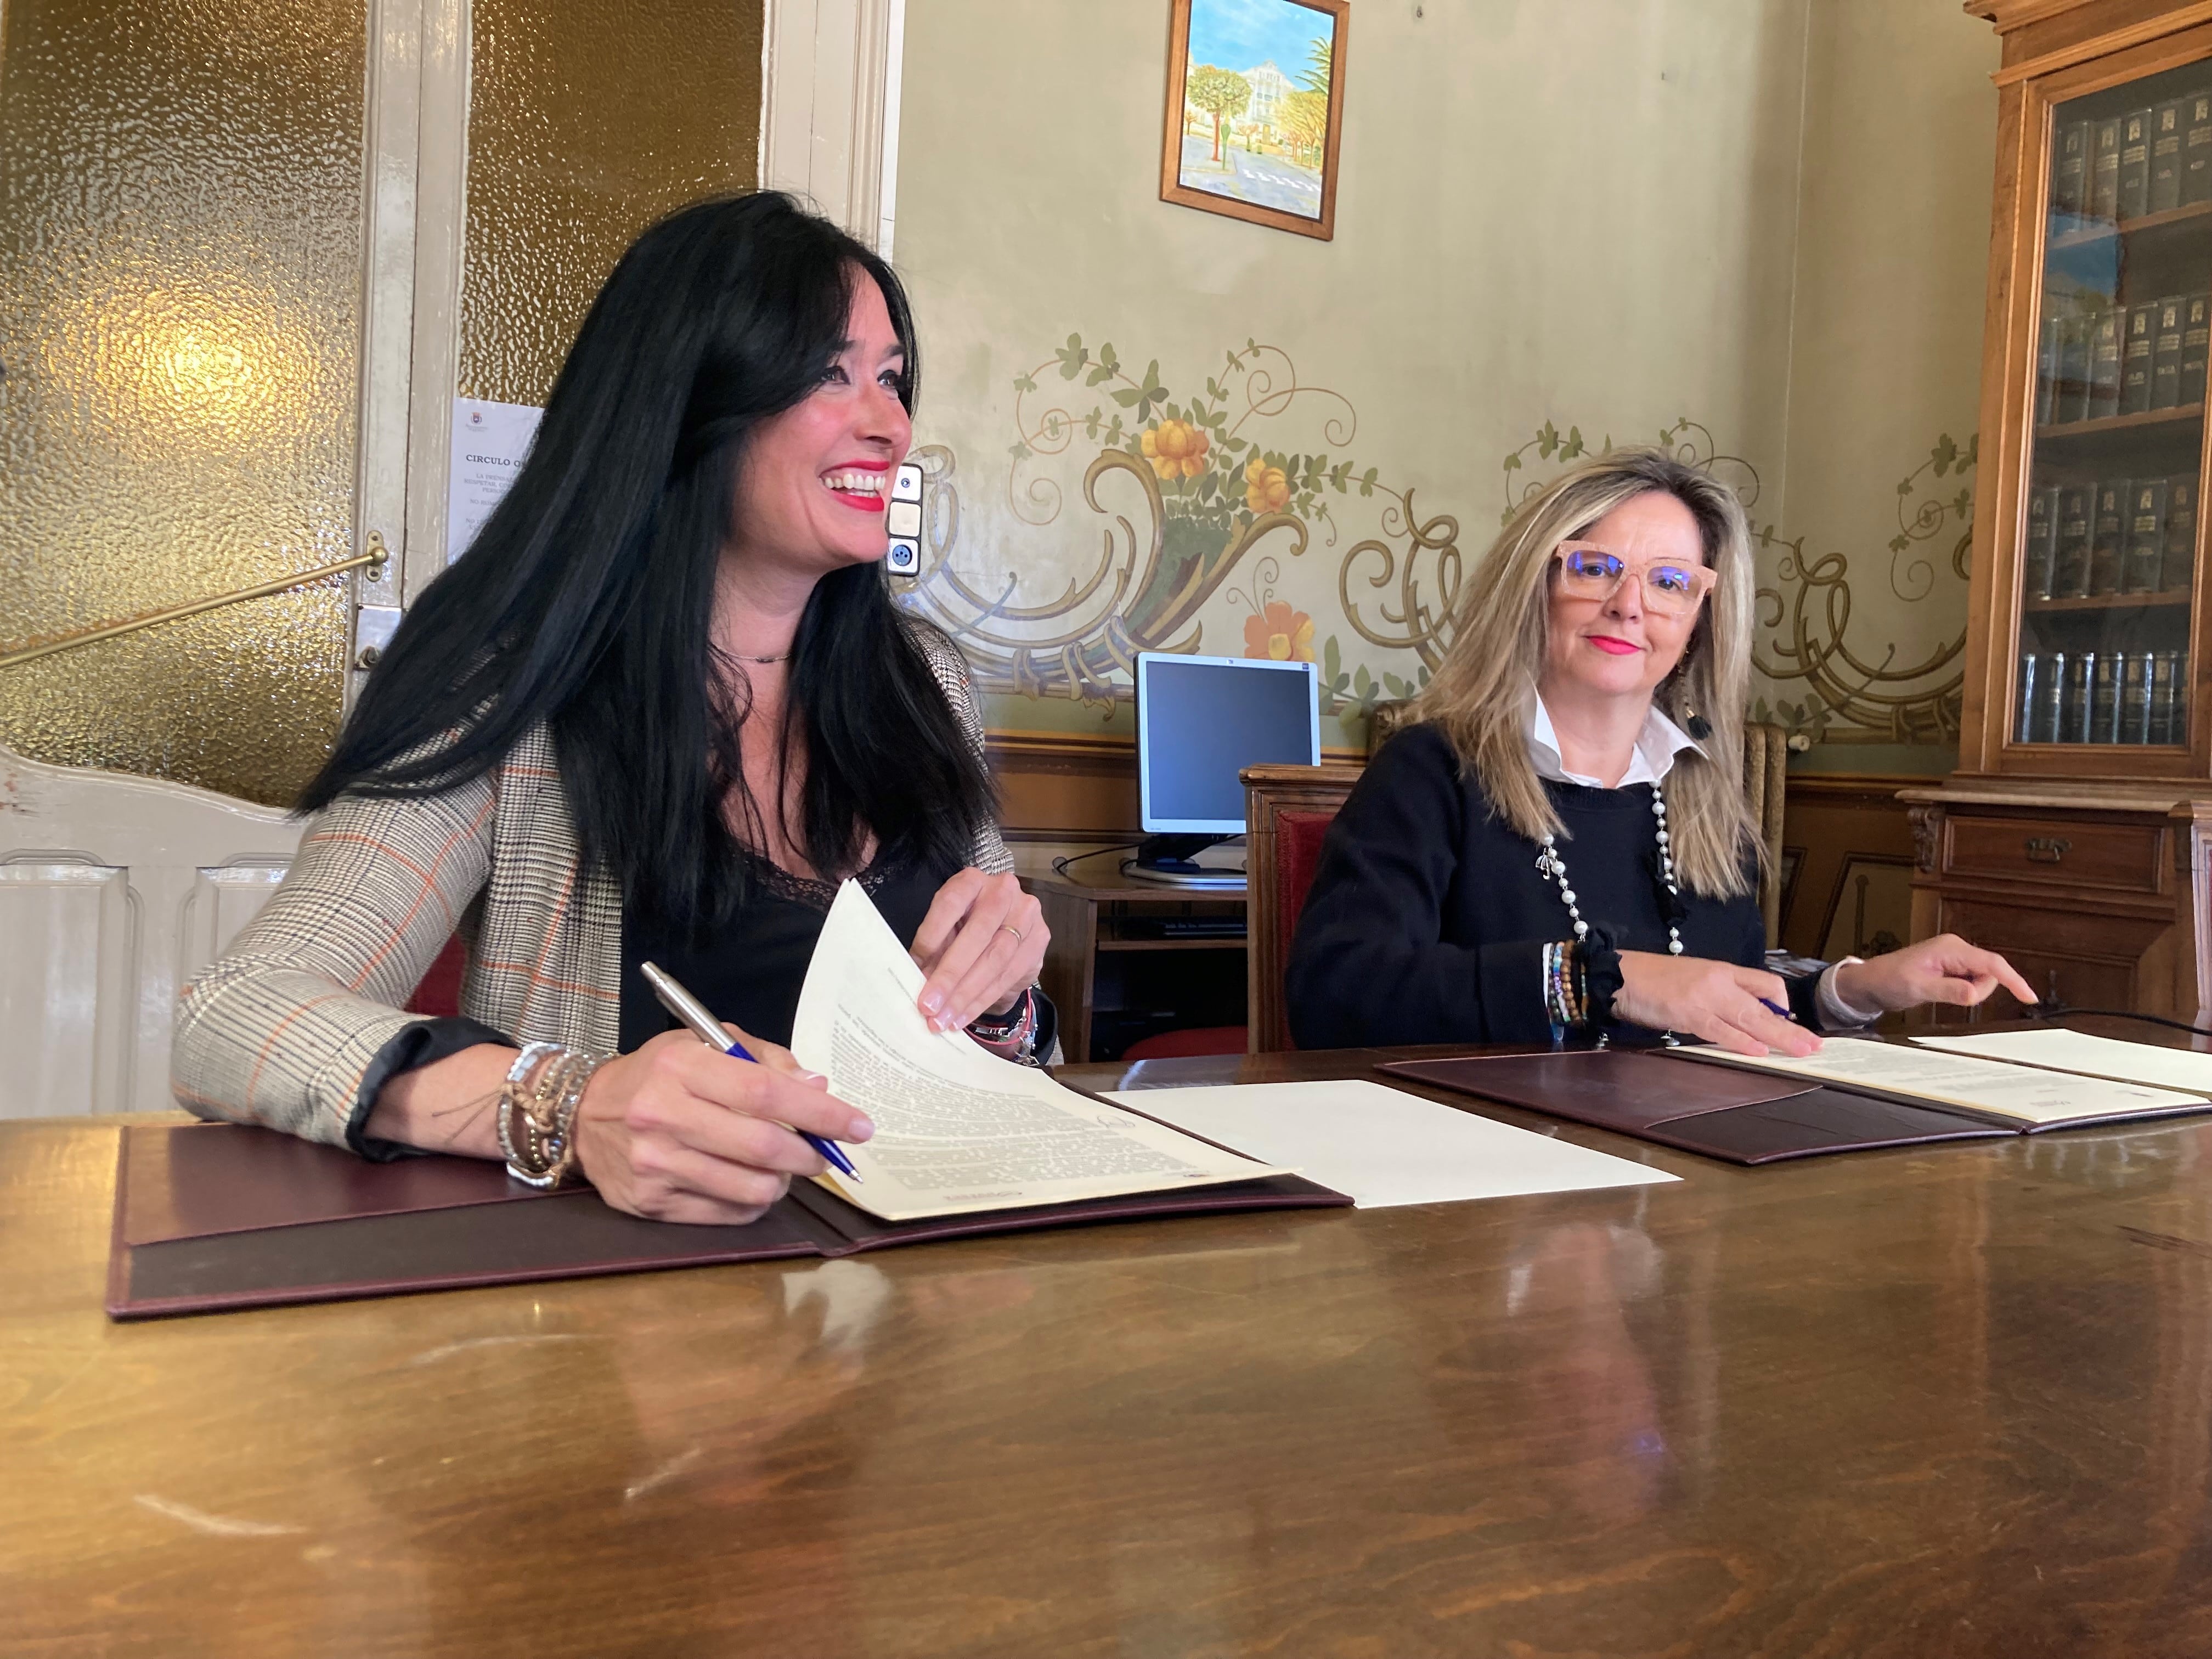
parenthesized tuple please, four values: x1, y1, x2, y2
(447, 397, 543, 562)
(1674, 1036, 2207, 1126)
(1914, 1027, 2212, 1096)
(1103, 1079, 1678, 1209)
(789, 882, 1288, 1222)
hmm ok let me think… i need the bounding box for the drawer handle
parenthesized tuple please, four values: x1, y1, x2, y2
(2024, 836, 2071, 864)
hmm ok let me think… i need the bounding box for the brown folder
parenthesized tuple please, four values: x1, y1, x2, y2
(1378, 1049, 2014, 1165)
(107, 1122, 1351, 1321)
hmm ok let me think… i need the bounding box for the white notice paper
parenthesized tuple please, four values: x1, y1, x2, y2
(789, 882, 1289, 1222)
(447, 397, 544, 562)
(1104, 1080, 1678, 1209)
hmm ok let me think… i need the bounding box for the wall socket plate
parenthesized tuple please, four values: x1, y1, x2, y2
(885, 460, 923, 575)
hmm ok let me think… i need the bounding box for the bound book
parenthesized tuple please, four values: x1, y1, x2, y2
(2153, 294, 2187, 408)
(2120, 106, 2155, 218)
(2065, 651, 2095, 743)
(2053, 484, 2094, 596)
(2057, 314, 2094, 424)
(2040, 650, 2069, 742)
(2183, 291, 2210, 405)
(2187, 92, 2212, 207)
(2122, 652, 2153, 745)
(106, 883, 1352, 1319)
(2125, 476, 2169, 594)
(2092, 115, 2125, 218)
(2151, 101, 2186, 213)
(2036, 317, 2061, 425)
(2056, 117, 2094, 217)
(2121, 302, 2157, 414)
(2088, 477, 2129, 595)
(2092, 651, 2123, 744)
(2088, 308, 2124, 419)
(2023, 483, 2059, 600)
(2169, 476, 2200, 591)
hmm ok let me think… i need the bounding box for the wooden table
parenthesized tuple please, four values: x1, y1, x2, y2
(1020, 852, 1247, 1060)
(12, 1038, 2212, 1655)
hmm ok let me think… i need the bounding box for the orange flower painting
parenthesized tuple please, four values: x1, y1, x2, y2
(1243, 599, 1314, 662)
(1140, 418, 1210, 481)
(1243, 456, 1290, 514)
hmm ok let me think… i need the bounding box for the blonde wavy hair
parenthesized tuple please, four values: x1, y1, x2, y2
(1406, 447, 1760, 899)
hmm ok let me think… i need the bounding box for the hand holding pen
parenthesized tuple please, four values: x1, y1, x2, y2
(560, 967, 874, 1225)
(642, 962, 863, 1182)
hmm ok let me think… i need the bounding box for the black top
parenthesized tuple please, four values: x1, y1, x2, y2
(618, 854, 952, 1053)
(1285, 722, 1817, 1049)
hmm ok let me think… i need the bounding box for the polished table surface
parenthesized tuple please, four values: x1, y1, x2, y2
(12, 1032, 2212, 1655)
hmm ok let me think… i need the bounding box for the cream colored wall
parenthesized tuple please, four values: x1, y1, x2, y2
(1760, 0, 1999, 769)
(892, 0, 1815, 748)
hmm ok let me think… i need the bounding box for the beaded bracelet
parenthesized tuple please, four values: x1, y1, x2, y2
(498, 1042, 605, 1188)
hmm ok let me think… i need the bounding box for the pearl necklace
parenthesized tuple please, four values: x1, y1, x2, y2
(1533, 784, 1685, 957)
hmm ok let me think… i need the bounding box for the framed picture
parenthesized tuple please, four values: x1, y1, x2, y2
(1159, 0, 1347, 240)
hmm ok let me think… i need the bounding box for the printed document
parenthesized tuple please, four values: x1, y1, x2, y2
(1671, 1036, 2208, 1128)
(789, 882, 1287, 1222)
(1913, 1027, 2212, 1096)
(1104, 1079, 1677, 1208)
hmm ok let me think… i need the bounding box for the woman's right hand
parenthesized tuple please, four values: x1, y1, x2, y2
(573, 1027, 874, 1224)
(1611, 951, 1821, 1058)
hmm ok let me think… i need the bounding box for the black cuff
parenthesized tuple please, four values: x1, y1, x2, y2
(1581, 927, 1624, 1026)
(344, 1016, 514, 1161)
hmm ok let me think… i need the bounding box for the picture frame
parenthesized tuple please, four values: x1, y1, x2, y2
(1159, 0, 1348, 241)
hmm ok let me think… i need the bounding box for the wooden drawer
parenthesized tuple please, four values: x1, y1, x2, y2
(1943, 814, 2165, 894)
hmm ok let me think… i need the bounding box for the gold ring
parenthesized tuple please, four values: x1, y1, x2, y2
(1000, 924, 1024, 941)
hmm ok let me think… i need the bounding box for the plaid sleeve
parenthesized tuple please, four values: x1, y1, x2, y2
(170, 770, 500, 1148)
(910, 619, 1014, 877)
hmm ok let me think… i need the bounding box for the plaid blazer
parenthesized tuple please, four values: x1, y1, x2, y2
(172, 632, 1013, 1148)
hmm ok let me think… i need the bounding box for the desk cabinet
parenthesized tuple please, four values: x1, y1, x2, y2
(1022, 862, 1248, 1062)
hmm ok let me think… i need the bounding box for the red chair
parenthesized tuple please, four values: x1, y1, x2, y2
(405, 933, 470, 1018)
(1241, 763, 1364, 1053)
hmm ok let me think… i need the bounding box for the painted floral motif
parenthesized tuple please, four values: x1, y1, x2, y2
(1243, 456, 1290, 514)
(1243, 598, 1314, 662)
(1142, 418, 1211, 481)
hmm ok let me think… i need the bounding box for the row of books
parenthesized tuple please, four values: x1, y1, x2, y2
(2016, 650, 2188, 746)
(2024, 476, 2198, 599)
(2036, 292, 2210, 425)
(2050, 94, 2212, 223)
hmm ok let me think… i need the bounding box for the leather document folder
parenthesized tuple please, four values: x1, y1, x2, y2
(107, 1122, 1351, 1321)
(1378, 1050, 2013, 1165)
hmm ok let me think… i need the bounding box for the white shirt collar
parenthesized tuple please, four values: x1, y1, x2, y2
(1527, 696, 1702, 789)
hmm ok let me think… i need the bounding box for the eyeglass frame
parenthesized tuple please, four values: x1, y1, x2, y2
(1548, 541, 1718, 614)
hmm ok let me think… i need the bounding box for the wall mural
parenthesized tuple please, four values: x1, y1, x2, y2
(899, 329, 1974, 751)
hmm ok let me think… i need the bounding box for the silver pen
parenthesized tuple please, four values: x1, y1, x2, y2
(640, 961, 860, 1181)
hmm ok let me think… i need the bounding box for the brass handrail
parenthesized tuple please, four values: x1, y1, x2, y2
(0, 533, 387, 670)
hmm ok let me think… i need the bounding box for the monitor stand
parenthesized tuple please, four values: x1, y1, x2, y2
(1125, 833, 1245, 888)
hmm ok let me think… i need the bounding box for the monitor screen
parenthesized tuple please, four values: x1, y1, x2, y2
(1137, 653, 1321, 833)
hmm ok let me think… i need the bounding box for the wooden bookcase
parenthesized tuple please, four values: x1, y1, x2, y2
(1909, 2, 2212, 1023)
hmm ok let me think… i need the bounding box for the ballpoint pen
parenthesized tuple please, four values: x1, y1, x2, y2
(639, 960, 862, 1182)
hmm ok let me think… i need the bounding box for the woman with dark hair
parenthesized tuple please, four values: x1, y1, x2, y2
(173, 192, 1050, 1224)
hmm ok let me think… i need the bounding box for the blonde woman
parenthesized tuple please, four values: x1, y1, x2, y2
(1286, 448, 2032, 1054)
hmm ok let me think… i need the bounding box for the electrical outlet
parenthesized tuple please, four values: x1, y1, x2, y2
(886, 460, 922, 575)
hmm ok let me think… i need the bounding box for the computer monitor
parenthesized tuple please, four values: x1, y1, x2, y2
(1133, 652, 1319, 881)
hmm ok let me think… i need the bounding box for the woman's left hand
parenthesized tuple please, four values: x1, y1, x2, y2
(911, 868, 1049, 1032)
(1832, 934, 2036, 1016)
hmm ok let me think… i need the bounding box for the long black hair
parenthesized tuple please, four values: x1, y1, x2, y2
(301, 192, 995, 933)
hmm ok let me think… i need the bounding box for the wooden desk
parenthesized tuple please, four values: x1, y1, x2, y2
(1019, 851, 1247, 1060)
(12, 1040, 2212, 1655)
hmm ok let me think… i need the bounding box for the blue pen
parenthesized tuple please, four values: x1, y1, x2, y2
(640, 960, 861, 1182)
(1757, 997, 1794, 1022)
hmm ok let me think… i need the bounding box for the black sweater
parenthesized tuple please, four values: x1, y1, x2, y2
(1286, 722, 1815, 1048)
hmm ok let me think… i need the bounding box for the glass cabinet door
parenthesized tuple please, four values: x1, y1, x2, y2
(2020, 64, 2212, 752)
